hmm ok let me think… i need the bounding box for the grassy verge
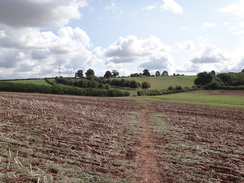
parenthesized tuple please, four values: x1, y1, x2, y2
(150, 90, 244, 108)
(8, 79, 51, 86)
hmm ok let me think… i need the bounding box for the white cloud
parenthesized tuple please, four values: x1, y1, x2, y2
(202, 22, 216, 28)
(0, 0, 87, 28)
(101, 35, 171, 64)
(0, 30, 6, 38)
(161, 0, 183, 14)
(185, 45, 235, 73)
(176, 40, 196, 50)
(139, 54, 175, 74)
(142, 5, 156, 10)
(0, 26, 99, 78)
(220, 0, 244, 17)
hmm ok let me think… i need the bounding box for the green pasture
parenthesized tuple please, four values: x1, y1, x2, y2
(116, 76, 196, 90)
(9, 79, 51, 86)
(150, 90, 244, 108)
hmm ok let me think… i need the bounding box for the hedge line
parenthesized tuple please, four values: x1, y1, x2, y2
(0, 81, 130, 97)
(137, 85, 197, 96)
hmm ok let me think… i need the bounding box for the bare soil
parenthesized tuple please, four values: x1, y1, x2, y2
(151, 102, 244, 182)
(0, 92, 143, 182)
(136, 104, 160, 183)
(1, 92, 243, 182)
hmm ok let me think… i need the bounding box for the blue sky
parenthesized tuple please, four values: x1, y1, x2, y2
(0, 0, 244, 79)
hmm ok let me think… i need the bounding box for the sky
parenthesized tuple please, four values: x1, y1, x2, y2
(0, 0, 244, 79)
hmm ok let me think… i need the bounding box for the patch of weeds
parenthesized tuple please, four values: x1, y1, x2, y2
(78, 172, 110, 183)
(186, 176, 196, 181)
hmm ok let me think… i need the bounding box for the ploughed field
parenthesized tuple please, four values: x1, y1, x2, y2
(0, 91, 244, 182)
(0, 93, 143, 182)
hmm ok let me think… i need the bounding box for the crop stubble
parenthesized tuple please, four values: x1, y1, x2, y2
(151, 102, 244, 182)
(0, 93, 143, 182)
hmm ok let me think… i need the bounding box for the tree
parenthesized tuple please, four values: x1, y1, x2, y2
(85, 68, 95, 79)
(130, 80, 139, 88)
(141, 81, 151, 89)
(242, 69, 244, 73)
(75, 70, 83, 78)
(104, 70, 112, 78)
(112, 70, 119, 77)
(210, 70, 216, 76)
(194, 71, 214, 86)
(155, 71, 160, 77)
(143, 69, 150, 77)
(162, 71, 168, 76)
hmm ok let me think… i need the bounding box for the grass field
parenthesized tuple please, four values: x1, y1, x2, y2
(117, 76, 196, 90)
(149, 90, 244, 108)
(9, 79, 51, 86)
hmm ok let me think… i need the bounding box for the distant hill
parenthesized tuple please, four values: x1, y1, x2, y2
(115, 76, 196, 90)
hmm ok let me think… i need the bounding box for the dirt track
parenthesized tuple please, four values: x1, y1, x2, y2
(136, 104, 159, 183)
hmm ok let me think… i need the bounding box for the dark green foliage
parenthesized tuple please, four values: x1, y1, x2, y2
(137, 85, 197, 96)
(142, 69, 150, 77)
(75, 70, 84, 78)
(129, 80, 139, 88)
(45, 78, 56, 85)
(141, 81, 151, 89)
(217, 72, 244, 86)
(155, 71, 160, 77)
(112, 70, 119, 77)
(0, 81, 129, 97)
(104, 70, 112, 78)
(130, 73, 140, 77)
(85, 68, 95, 79)
(194, 71, 214, 86)
(162, 70, 169, 76)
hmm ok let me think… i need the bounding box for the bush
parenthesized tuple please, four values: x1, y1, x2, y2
(0, 81, 130, 97)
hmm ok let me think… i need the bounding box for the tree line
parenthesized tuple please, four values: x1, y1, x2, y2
(194, 70, 244, 90)
(0, 81, 130, 97)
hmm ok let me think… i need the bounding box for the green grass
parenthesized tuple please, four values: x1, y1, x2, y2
(151, 90, 244, 108)
(9, 79, 51, 86)
(116, 76, 196, 90)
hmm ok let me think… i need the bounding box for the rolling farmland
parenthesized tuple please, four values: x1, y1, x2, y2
(0, 90, 243, 182)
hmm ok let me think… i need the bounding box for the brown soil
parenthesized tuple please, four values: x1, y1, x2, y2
(136, 104, 160, 183)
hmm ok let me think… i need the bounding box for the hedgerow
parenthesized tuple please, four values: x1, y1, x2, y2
(0, 82, 130, 97)
(137, 85, 197, 96)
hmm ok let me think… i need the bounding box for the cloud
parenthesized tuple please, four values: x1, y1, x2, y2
(219, 0, 244, 17)
(0, 30, 6, 38)
(185, 45, 234, 73)
(0, 0, 87, 28)
(101, 35, 171, 63)
(191, 45, 229, 64)
(142, 5, 156, 10)
(161, 0, 183, 14)
(176, 40, 196, 50)
(0, 26, 99, 79)
(139, 54, 175, 74)
(202, 22, 216, 28)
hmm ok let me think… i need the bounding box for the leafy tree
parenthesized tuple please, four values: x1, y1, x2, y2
(85, 69, 95, 79)
(242, 69, 244, 73)
(130, 80, 139, 88)
(143, 69, 150, 77)
(75, 70, 84, 78)
(120, 79, 126, 87)
(141, 81, 151, 89)
(155, 71, 160, 77)
(194, 71, 214, 86)
(130, 73, 140, 77)
(104, 70, 112, 78)
(112, 70, 119, 77)
(162, 71, 168, 76)
(210, 70, 216, 76)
